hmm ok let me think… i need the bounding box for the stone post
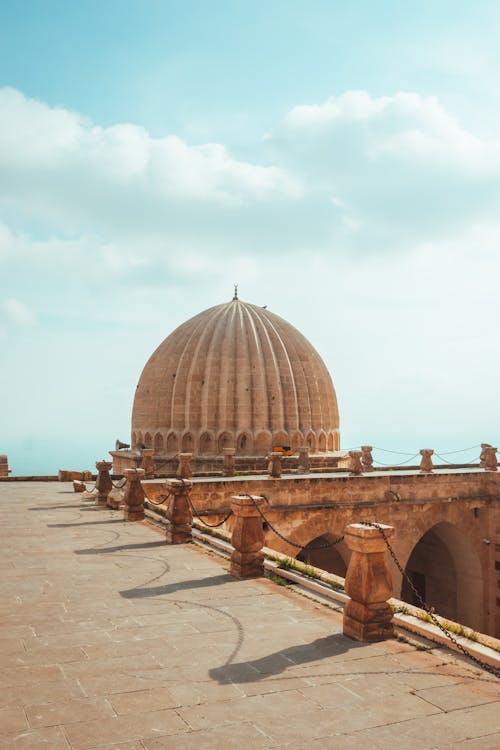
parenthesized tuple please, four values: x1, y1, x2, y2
(480, 443, 491, 468)
(343, 522, 395, 642)
(267, 452, 282, 478)
(141, 448, 155, 479)
(419, 449, 434, 473)
(0, 455, 9, 477)
(349, 450, 363, 475)
(297, 446, 310, 473)
(176, 453, 193, 479)
(230, 495, 266, 579)
(361, 446, 374, 472)
(484, 446, 498, 472)
(95, 460, 113, 506)
(122, 468, 145, 521)
(223, 447, 236, 477)
(165, 479, 193, 544)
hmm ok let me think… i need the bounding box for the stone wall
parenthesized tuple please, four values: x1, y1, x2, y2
(143, 469, 500, 637)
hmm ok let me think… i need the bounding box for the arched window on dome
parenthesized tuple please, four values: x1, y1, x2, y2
(182, 432, 194, 452)
(144, 432, 152, 449)
(199, 432, 214, 455)
(236, 432, 253, 456)
(327, 433, 334, 452)
(218, 432, 233, 453)
(137, 432, 144, 449)
(166, 431, 178, 454)
(154, 433, 164, 455)
(318, 432, 327, 452)
(255, 431, 272, 455)
(131, 432, 137, 449)
(306, 432, 316, 452)
(291, 431, 303, 452)
(272, 431, 289, 451)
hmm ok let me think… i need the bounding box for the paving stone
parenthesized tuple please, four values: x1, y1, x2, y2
(0, 725, 70, 749)
(63, 708, 187, 749)
(0, 706, 29, 734)
(26, 697, 116, 728)
(1, 483, 498, 750)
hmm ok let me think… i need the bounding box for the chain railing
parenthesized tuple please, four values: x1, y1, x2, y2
(245, 494, 344, 550)
(182, 482, 233, 528)
(146, 491, 172, 507)
(360, 521, 499, 679)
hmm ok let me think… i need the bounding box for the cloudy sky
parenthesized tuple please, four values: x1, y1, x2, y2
(1, 0, 500, 474)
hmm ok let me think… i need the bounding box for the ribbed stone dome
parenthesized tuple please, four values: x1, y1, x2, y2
(131, 298, 340, 456)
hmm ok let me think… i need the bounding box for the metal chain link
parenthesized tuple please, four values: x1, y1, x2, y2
(433, 453, 481, 467)
(373, 453, 420, 467)
(360, 522, 499, 679)
(83, 483, 97, 493)
(146, 491, 172, 507)
(111, 478, 127, 489)
(245, 494, 344, 550)
(186, 491, 233, 528)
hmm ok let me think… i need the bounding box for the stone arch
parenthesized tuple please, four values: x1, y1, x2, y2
(181, 432, 195, 452)
(166, 431, 179, 454)
(236, 432, 253, 456)
(144, 432, 152, 448)
(137, 432, 144, 449)
(290, 431, 303, 452)
(154, 432, 164, 454)
(305, 431, 316, 452)
(296, 534, 349, 577)
(217, 431, 233, 453)
(131, 432, 137, 449)
(327, 433, 334, 451)
(272, 431, 290, 450)
(199, 431, 215, 455)
(401, 521, 483, 631)
(318, 431, 327, 452)
(255, 430, 272, 455)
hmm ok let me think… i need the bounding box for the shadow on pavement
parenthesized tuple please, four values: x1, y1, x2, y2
(120, 573, 236, 599)
(209, 633, 352, 684)
(76, 540, 166, 555)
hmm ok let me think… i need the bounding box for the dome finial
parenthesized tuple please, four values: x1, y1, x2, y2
(233, 283, 238, 301)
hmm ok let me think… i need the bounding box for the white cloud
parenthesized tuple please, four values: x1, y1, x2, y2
(1, 298, 37, 326)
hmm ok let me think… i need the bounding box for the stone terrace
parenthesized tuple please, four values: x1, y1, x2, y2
(0, 482, 499, 749)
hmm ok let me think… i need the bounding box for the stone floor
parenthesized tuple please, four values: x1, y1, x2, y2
(0, 482, 498, 749)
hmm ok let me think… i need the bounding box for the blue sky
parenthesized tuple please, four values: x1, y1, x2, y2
(1, 1, 500, 473)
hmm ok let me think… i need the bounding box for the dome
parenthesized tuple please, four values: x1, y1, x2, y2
(131, 297, 340, 457)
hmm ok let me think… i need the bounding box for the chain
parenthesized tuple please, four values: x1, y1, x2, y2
(111, 478, 127, 489)
(373, 454, 420, 467)
(433, 453, 481, 467)
(245, 494, 344, 550)
(360, 522, 499, 679)
(146, 491, 172, 507)
(185, 491, 233, 528)
(83, 483, 97, 492)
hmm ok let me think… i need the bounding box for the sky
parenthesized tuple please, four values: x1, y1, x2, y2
(1, 1, 500, 474)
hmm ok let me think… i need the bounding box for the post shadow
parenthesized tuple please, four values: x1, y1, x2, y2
(120, 572, 237, 599)
(75, 540, 166, 555)
(209, 633, 353, 684)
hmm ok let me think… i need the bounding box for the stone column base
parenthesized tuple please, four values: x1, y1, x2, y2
(165, 523, 192, 544)
(123, 506, 144, 521)
(230, 550, 264, 579)
(343, 601, 394, 641)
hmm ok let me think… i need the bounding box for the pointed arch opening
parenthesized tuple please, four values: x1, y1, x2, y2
(402, 522, 483, 631)
(199, 432, 214, 455)
(154, 433, 164, 454)
(296, 534, 349, 577)
(166, 431, 179, 454)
